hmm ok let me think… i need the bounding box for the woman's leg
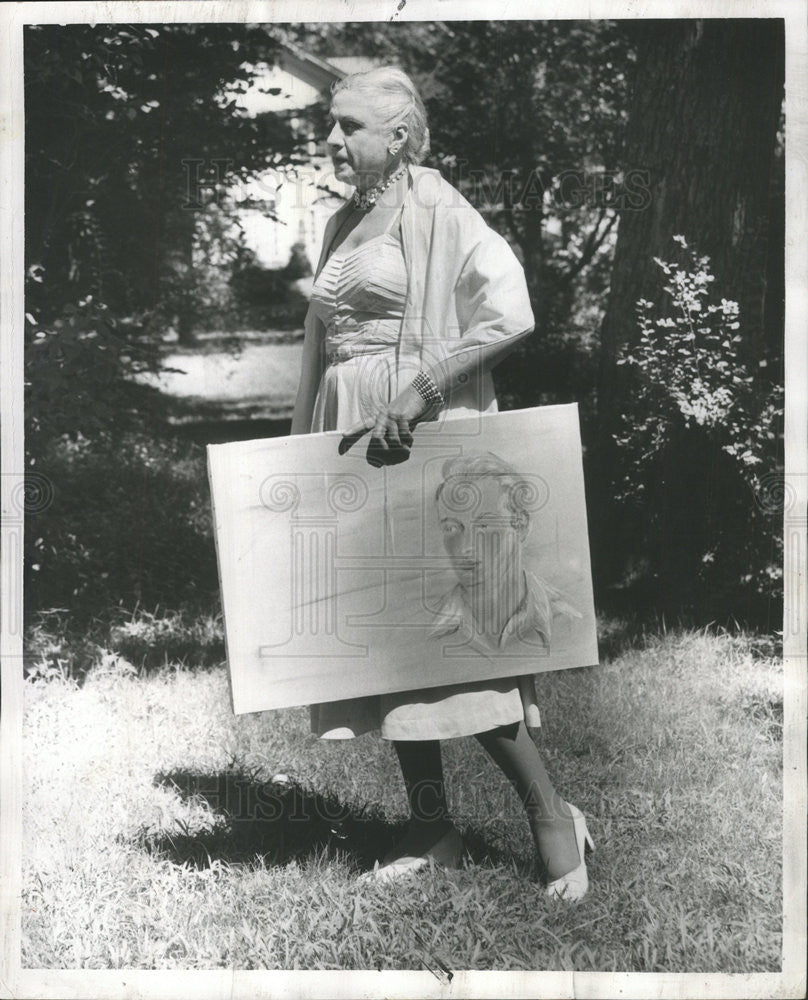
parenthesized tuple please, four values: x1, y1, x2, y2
(390, 739, 454, 855)
(475, 721, 580, 880)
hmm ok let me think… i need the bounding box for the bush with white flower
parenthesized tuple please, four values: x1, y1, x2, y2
(612, 235, 783, 617)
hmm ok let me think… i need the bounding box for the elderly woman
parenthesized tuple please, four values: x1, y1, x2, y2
(291, 66, 593, 900)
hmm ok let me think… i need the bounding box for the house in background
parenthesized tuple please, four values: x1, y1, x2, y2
(231, 45, 382, 275)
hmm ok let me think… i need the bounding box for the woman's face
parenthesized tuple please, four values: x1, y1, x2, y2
(327, 89, 401, 190)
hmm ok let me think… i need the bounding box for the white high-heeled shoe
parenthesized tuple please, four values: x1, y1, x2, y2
(359, 825, 464, 883)
(545, 803, 594, 902)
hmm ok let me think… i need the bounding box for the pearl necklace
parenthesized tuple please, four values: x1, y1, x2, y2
(352, 164, 408, 210)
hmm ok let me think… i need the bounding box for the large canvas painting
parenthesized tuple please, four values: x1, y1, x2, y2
(208, 404, 598, 715)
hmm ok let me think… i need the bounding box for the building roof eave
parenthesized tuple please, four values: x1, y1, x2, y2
(277, 41, 347, 93)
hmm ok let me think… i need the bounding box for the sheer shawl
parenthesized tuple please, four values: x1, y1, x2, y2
(291, 166, 534, 435)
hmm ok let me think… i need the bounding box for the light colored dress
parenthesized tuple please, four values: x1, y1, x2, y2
(309, 220, 406, 434)
(304, 208, 540, 741)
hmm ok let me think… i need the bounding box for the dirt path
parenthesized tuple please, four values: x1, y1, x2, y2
(138, 341, 303, 420)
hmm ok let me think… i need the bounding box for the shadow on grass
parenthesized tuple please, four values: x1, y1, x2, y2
(169, 415, 292, 447)
(144, 768, 516, 874)
(594, 616, 649, 662)
(160, 390, 293, 446)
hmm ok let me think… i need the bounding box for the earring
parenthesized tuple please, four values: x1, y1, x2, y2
(388, 143, 401, 155)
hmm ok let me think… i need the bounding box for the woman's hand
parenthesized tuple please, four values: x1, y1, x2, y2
(339, 384, 433, 466)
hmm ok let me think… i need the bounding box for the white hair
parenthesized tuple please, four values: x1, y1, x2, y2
(331, 66, 430, 165)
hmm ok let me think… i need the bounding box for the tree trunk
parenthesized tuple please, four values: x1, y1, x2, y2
(166, 205, 198, 346)
(593, 18, 784, 599)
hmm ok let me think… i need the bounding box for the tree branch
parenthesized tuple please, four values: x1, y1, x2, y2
(559, 208, 617, 284)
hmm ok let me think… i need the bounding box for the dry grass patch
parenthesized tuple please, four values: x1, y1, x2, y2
(22, 627, 782, 971)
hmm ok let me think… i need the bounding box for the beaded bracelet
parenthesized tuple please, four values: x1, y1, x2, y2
(411, 370, 445, 410)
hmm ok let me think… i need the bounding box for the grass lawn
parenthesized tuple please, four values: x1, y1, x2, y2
(22, 627, 782, 971)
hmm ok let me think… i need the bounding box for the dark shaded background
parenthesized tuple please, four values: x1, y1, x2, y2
(22, 20, 785, 656)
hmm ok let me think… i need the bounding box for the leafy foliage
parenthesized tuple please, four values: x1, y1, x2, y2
(228, 241, 312, 332)
(24, 23, 295, 334)
(22, 22, 783, 632)
(23, 22, 294, 461)
(24, 293, 164, 453)
(616, 236, 781, 483)
(290, 21, 634, 412)
(612, 237, 783, 619)
(26, 433, 218, 625)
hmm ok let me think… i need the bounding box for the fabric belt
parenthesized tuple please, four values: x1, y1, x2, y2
(325, 340, 398, 367)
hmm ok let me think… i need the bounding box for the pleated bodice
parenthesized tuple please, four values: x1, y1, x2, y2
(309, 231, 408, 366)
